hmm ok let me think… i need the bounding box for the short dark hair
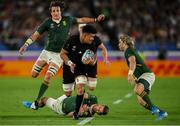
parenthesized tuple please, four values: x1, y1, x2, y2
(49, 0, 65, 12)
(102, 105, 109, 115)
(82, 25, 97, 34)
(96, 105, 109, 115)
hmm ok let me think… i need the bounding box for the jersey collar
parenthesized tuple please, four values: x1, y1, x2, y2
(52, 18, 61, 24)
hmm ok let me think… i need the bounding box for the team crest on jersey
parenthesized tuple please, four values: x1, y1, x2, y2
(50, 23, 54, 28)
(63, 21, 67, 26)
(72, 46, 76, 51)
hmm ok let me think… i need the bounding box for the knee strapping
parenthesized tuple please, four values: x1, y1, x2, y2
(139, 91, 147, 98)
(47, 66, 58, 76)
(33, 64, 43, 74)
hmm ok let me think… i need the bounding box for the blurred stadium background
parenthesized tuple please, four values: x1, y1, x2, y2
(0, 0, 180, 125)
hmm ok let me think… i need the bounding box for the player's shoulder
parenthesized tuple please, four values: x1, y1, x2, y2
(94, 36, 100, 41)
(125, 47, 136, 57)
(43, 18, 51, 23)
(39, 18, 52, 26)
(68, 35, 80, 44)
(69, 35, 79, 41)
(126, 47, 136, 53)
(92, 36, 102, 46)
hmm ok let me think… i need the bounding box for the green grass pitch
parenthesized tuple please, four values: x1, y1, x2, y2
(0, 77, 180, 125)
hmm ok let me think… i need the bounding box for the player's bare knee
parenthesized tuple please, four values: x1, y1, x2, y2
(89, 87, 95, 91)
(134, 84, 144, 95)
(75, 76, 87, 95)
(41, 97, 48, 104)
(32, 64, 43, 78)
(44, 72, 53, 84)
(134, 87, 142, 95)
(47, 66, 58, 77)
(87, 78, 97, 90)
(137, 98, 143, 106)
(63, 83, 74, 96)
(31, 71, 39, 78)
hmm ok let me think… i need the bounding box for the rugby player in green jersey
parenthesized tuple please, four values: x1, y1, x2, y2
(118, 35, 168, 121)
(23, 93, 109, 117)
(19, 0, 105, 110)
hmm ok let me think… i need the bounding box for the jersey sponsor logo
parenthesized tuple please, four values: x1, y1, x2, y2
(72, 46, 76, 51)
(50, 23, 54, 29)
(63, 21, 67, 26)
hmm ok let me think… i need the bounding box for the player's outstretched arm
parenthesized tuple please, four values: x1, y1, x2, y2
(98, 43, 110, 65)
(19, 31, 40, 55)
(77, 14, 105, 24)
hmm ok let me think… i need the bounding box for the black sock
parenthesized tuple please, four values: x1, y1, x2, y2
(75, 94, 84, 114)
(144, 103, 151, 110)
(36, 83, 48, 100)
(140, 91, 153, 108)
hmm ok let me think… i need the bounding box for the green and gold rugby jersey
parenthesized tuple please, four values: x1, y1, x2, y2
(37, 16, 76, 52)
(124, 47, 151, 78)
(62, 94, 98, 114)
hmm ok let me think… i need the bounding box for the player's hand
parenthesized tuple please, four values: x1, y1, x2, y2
(88, 57, 97, 65)
(127, 74, 134, 84)
(97, 14, 105, 22)
(67, 60, 76, 73)
(70, 63, 76, 73)
(19, 44, 28, 55)
(103, 58, 110, 66)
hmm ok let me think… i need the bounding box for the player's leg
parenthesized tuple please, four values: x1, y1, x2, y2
(134, 81, 160, 114)
(29, 51, 48, 109)
(35, 51, 63, 107)
(32, 60, 47, 78)
(135, 73, 160, 115)
(137, 95, 168, 120)
(87, 77, 97, 91)
(35, 62, 59, 101)
(63, 83, 74, 97)
(42, 97, 58, 112)
(137, 94, 166, 112)
(87, 64, 97, 91)
(137, 95, 151, 110)
(134, 73, 167, 120)
(38, 96, 48, 108)
(31, 50, 48, 78)
(73, 75, 87, 119)
(45, 95, 67, 115)
(62, 64, 75, 97)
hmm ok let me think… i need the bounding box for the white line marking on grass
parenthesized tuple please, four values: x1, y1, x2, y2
(124, 93, 133, 98)
(113, 92, 133, 105)
(77, 117, 94, 126)
(113, 99, 123, 104)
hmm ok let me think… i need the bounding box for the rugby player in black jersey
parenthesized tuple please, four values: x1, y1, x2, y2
(60, 25, 109, 119)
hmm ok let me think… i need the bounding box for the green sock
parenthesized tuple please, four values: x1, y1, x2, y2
(36, 83, 48, 100)
(140, 91, 153, 108)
